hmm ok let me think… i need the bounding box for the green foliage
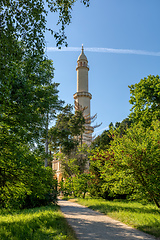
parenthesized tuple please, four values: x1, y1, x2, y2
(21, 166, 58, 209)
(56, 144, 89, 178)
(49, 105, 85, 156)
(90, 121, 160, 208)
(59, 177, 73, 196)
(0, 205, 77, 240)
(89, 119, 133, 199)
(72, 173, 91, 198)
(1, 0, 91, 209)
(0, 129, 57, 208)
(46, 0, 90, 47)
(1, 0, 90, 57)
(89, 149, 123, 200)
(69, 109, 85, 138)
(0, 54, 62, 208)
(129, 75, 160, 126)
(110, 120, 160, 208)
(116, 118, 133, 136)
(91, 130, 111, 150)
(89, 74, 160, 207)
(91, 118, 132, 150)
(57, 154, 80, 178)
(1, 54, 62, 144)
(76, 198, 160, 238)
(60, 172, 92, 199)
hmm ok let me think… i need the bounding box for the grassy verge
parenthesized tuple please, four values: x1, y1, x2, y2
(0, 205, 77, 240)
(73, 198, 160, 238)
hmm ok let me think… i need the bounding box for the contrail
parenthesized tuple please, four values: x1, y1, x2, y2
(47, 47, 160, 56)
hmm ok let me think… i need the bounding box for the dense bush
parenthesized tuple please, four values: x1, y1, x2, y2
(0, 133, 57, 209)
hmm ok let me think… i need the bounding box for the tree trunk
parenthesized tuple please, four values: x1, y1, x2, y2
(45, 113, 49, 167)
(153, 197, 160, 209)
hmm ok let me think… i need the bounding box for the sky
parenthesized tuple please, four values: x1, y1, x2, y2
(45, 0, 160, 136)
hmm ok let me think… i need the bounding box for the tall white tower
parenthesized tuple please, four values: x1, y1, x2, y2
(73, 45, 93, 144)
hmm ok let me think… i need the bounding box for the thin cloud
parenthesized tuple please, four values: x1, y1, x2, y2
(47, 47, 160, 56)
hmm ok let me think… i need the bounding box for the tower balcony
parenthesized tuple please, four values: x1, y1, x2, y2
(76, 62, 89, 70)
(73, 91, 92, 100)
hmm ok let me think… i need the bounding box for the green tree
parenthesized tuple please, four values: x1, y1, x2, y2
(1, 0, 90, 143)
(57, 144, 89, 178)
(91, 119, 132, 150)
(91, 130, 111, 150)
(59, 173, 92, 198)
(72, 173, 91, 198)
(89, 150, 109, 198)
(129, 75, 160, 126)
(0, 0, 91, 208)
(59, 177, 73, 196)
(38, 59, 64, 167)
(0, 129, 57, 208)
(1, 53, 62, 145)
(49, 105, 85, 156)
(0, 50, 63, 206)
(89, 121, 160, 207)
(108, 120, 160, 208)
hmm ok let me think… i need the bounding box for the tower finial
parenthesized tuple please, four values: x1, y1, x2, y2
(82, 44, 84, 52)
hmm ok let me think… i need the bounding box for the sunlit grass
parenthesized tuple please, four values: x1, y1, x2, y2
(75, 198, 160, 238)
(0, 205, 77, 240)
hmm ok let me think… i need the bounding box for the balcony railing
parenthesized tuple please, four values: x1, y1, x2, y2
(76, 63, 89, 69)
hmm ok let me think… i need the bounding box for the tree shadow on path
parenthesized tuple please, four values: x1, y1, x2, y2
(58, 200, 157, 240)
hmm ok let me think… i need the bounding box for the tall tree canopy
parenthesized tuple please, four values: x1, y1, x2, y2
(1, 53, 63, 144)
(0, 0, 91, 208)
(129, 75, 160, 126)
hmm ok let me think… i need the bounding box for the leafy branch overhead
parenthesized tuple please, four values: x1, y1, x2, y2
(1, 0, 90, 52)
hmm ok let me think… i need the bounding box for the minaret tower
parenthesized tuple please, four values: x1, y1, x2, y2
(73, 45, 93, 144)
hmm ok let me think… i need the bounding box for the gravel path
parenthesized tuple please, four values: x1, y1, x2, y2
(58, 199, 156, 240)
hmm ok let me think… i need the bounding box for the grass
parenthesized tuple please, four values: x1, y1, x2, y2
(73, 198, 160, 238)
(0, 205, 77, 240)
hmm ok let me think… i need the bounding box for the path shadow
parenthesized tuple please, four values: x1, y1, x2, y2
(58, 200, 156, 240)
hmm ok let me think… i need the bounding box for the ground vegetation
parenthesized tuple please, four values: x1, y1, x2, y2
(0, 205, 77, 240)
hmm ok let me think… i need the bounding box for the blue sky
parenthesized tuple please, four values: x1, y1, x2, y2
(45, 0, 160, 136)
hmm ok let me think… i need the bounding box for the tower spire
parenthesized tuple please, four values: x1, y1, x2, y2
(82, 44, 84, 53)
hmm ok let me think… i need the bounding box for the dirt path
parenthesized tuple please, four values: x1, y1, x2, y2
(58, 199, 156, 240)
